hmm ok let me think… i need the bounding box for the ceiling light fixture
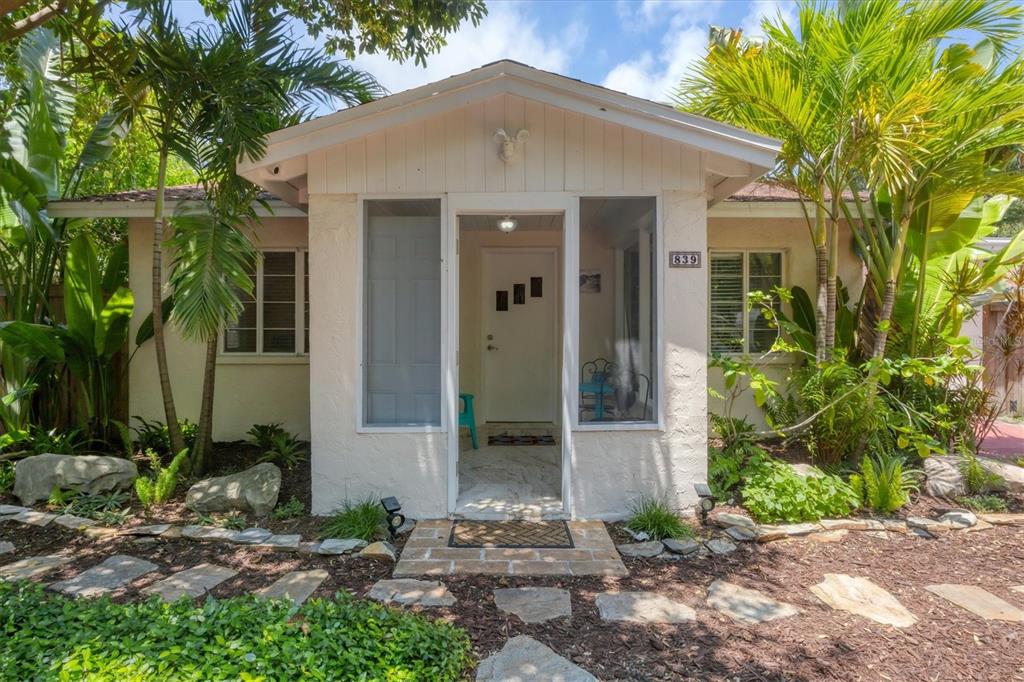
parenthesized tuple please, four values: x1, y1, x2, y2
(497, 216, 517, 234)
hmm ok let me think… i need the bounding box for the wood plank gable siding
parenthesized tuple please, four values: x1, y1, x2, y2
(307, 94, 704, 195)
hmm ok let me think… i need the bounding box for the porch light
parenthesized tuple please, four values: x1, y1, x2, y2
(694, 483, 715, 524)
(497, 216, 517, 234)
(381, 496, 405, 540)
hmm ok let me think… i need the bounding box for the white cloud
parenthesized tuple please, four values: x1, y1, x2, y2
(352, 3, 587, 95)
(741, 0, 798, 38)
(601, 22, 707, 103)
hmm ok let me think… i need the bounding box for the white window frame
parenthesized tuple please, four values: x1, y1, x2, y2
(707, 248, 786, 356)
(219, 247, 308, 361)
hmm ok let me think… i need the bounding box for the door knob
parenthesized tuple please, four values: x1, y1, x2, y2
(487, 344, 499, 351)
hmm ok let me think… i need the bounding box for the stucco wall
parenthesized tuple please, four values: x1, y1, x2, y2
(128, 217, 311, 441)
(307, 194, 448, 518)
(705, 216, 864, 427)
(570, 191, 708, 519)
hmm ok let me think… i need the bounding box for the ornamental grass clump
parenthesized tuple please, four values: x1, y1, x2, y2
(320, 498, 386, 541)
(626, 496, 694, 540)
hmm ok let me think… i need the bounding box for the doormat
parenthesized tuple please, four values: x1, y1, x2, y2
(449, 520, 574, 548)
(487, 434, 557, 446)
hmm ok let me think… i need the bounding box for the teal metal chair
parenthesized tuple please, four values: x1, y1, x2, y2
(458, 393, 478, 449)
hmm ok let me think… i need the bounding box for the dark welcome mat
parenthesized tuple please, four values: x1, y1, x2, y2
(449, 520, 574, 548)
(487, 434, 557, 446)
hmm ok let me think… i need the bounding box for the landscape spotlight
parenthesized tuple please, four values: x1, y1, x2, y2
(381, 496, 405, 540)
(694, 483, 715, 524)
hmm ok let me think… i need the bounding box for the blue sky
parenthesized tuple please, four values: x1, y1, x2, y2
(161, 0, 797, 105)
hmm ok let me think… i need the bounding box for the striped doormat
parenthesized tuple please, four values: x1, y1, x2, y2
(487, 433, 557, 446)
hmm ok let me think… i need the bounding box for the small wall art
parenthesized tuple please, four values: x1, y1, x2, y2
(530, 276, 543, 297)
(579, 270, 601, 294)
(513, 283, 525, 304)
(496, 290, 508, 311)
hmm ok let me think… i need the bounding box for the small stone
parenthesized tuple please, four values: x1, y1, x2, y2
(724, 526, 758, 542)
(476, 635, 597, 682)
(710, 512, 755, 529)
(810, 573, 917, 628)
(143, 563, 237, 601)
(706, 580, 799, 624)
(0, 541, 13, 555)
(493, 587, 571, 623)
(806, 529, 849, 543)
(755, 522, 819, 542)
(705, 538, 737, 555)
(977, 513, 1024, 526)
(9, 510, 57, 527)
(819, 518, 883, 532)
(160, 526, 184, 539)
(623, 527, 651, 541)
(360, 541, 396, 561)
(906, 516, 950, 534)
(255, 534, 301, 551)
(233, 527, 273, 545)
(181, 526, 242, 542)
(319, 538, 367, 555)
(54, 515, 97, 530)
(367, 578, 455, 607)
(938, 510, 977, 529)
(297, 541, 322, 554)
(616, 541, 663, 558)
(662, 538, 701, 555)
(865, 530, 892, 540)
(962, 519, 994, 533)
(910, 527, 935, 539)
(0, 504, 28, 516)
(596, 591, 696, 623)
(882, 520, 908, 534)
(0, 554, 72, 581)
(258, 569, 328, 605)
(926, 584, 1024, 622)
(82, 526, 120, 540)
(50, 555, 157, 598)
(132, 537, 158, 546)
(121, 524, 172, 536)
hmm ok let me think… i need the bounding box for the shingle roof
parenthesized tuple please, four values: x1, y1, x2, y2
(726, 182, 865, 202)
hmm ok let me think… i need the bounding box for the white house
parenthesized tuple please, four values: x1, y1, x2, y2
(52, 62, 862, 520)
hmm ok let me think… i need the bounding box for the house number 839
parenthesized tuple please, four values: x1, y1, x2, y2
(669, 251, 701, 268)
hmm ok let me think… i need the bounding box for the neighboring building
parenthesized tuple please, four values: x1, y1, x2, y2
(51, 61, 863, 520)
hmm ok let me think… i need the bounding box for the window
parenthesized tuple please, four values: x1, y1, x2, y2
(223, 250, 307, 355)
(579, 196, 658, 424)
(363, 199, 442, 427)
(709, 251, 783, 354)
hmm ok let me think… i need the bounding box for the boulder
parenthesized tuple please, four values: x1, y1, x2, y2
(14, 454, 137, 505)
(923, 455, 966, 498)
(978, 458, 1024, 493)
(185, 463, 280, 517)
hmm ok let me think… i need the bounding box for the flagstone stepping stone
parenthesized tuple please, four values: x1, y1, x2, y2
(319, 538, 367, 555)
(232, 528, 273, 545)
(1012, 585, 1024, 593)
(8, 510, 58, 527)
(706, 580, 799, 625)
(181, 525, 242, 542)
(144, 563, 237, 601)
(0, 504, 28, 516)
(595, 591, 696, 624)
(705, 538, 737, 555)
(938, 511, 977, 529)
(963, 519, 994, 533)
(360, 541, 396, 561)
(476, 635, 597, 682)
(50, 555, 158, 598)
(977, 512, 1024, 526)
(494, 587, 572, 623)
(54, 514, 97, 530)
(807, 529, 849, 543)
(255, 534, 301, 551)
(810, 574, 917, 628)
(258, 569, 328, 605)
(0, 540, 13, 555)
(925, 584, 1024, 622)
(616, 541, 663, 558)
(710, 512, 755, 528)
(368, 578, 455, 607)
(663, 538, 700, 555)
(0, 554, 73, 581)
(121, 524, 173, 536)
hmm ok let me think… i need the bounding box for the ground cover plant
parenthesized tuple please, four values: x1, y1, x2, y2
(741, 456, 860, 524)
(273, 495, 305, 520)
(626, 496, 694, 540)
(320, 498, 386, 541)
(0, 581, 472, 681)
(957, 494, 1008, 512)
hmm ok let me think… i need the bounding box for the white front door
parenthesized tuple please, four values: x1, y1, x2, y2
(481, 248, 559, 422)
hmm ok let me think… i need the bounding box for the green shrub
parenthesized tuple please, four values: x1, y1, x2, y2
(741, 457, 860, 523)
(849, 453, 920, 514)
(626, 496, 694, 540)
(247, 422, 286, 450)
(257, 431, 307, 470)
(48, 489, 131, 524)
(959, 451, 1003, 494)
(708, 437, 769, 500)
(0, 581, 472, 681)
(321, 498, 386, 541)
(957, 494, 1008, 512)
(273, 496, 305, 520)
(0, 462, 13, 493)
(29, 426, 88, 455)
(135, 449, 190, 509)
(132, 416, 198, 455)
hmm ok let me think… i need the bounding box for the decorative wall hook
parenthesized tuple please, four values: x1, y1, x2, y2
(493, 128, 529, 163)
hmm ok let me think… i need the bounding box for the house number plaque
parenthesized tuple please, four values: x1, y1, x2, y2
(669, 251, 701, 268)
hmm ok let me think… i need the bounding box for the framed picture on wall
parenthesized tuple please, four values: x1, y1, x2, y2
(513, 283, 525, 304)
(579, 270, 601, 293)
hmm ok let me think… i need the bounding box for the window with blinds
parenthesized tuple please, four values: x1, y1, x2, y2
(223, 250, 307, 355)
(709, 251, 783, 354)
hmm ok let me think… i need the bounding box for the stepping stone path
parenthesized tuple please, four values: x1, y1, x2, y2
(257, 534, 301, 551)
(810, 574, 917, 628)
(596, 591, 696, 624)
(706, 580, 799, 624)
(50, 555, 157, 598)
(182, 526, 241, 542)
(0, 504, 28, 516)
(54, 515, 97, 530)
(476, 635, 597, 682)
(616, 541, 663, 558)
(493, 587, 571, 623)
(6, 510, 57, 527)
(319, 538, 366, 555)
(258, 569, 328, 605)
(0, 541, 13, 555)
(233, 528, 273, 545)
(367, 578, 455, 607)
(144, 563, 237, 602)
(925, 584, 1024, 623)
(121, 524, 172, 536)
(0, 554, 72, 581)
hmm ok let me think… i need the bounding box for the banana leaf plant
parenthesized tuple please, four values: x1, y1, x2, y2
(0, 234, 133, 441)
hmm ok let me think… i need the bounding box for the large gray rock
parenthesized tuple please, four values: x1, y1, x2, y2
(13, 454, 137, 505)
(923, 455, 966, 498)
(978, 457, 1024, 493)
(185, 463, 280, 517)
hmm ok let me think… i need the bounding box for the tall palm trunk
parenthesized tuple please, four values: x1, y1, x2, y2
(191, 336, 217, 475)
(813, 198, 828, 362)
(825, 194, 840, 354)
(872, 215, 911, 360)
(151, 148, 186, 455)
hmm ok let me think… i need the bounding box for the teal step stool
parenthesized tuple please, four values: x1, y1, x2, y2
(458, 393, 478, 449)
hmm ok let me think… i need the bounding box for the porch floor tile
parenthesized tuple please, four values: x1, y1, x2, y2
(393, 521, 627, 577)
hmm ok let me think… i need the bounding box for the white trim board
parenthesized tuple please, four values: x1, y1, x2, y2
(48, 199, 306, 219)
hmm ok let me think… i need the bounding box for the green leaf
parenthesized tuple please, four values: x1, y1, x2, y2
(95, 286, 134, 358)
(135, 295, 175, 347)
(0, 321, 63, 363)
(63, 233, 103, 346)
